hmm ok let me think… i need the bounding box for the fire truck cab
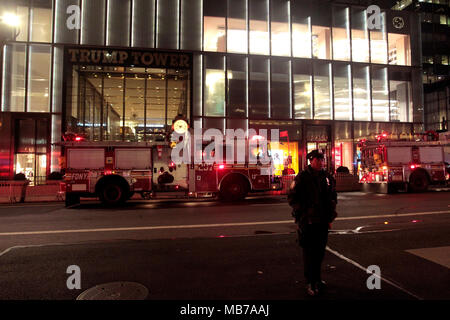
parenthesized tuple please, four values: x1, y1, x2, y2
(358, 140, 448, 193)
(61, 139, 282, 207)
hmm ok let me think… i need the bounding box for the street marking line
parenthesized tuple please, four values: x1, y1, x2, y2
(0, 210, 448, 237)
(326, 246, 423, 300)
(336, 210, 450, 220)
(0, 203, 63, 209)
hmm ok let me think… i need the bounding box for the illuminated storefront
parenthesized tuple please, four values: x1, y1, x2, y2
(0, 0, 424, 182)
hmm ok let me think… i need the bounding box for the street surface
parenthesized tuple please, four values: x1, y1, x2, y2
(0, 191, 449, 301)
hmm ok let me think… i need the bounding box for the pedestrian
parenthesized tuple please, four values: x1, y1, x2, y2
(288, 150, 337, 296)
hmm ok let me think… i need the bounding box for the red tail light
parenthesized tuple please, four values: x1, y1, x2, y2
(218, 164, 225, 170)
(410, 165, 416, 169)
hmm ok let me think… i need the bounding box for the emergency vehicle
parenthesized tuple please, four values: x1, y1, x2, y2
(60, 132, 282, 207)
(358, 137, 448, 193)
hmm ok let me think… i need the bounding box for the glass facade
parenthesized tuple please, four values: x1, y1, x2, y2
(0, 0, 424, 176)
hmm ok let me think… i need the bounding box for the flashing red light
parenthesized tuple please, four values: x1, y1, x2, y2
(104, 170, 113, 175)
(382, 133, 388, 138)
(218, 164, 225, 170)
(410, 164, 416, 169)
(75, 136, 83, 141)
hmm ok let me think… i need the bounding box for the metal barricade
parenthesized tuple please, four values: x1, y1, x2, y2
(24, 181, 64, 202)
(335, 173, 361, 192)
(0, 181, 29, 203)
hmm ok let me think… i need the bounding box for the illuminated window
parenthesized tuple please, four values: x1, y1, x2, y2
(370, 12, 387, 64)
(312, 26, 331, 60)
(204, 55, 225, 117)
(1, 43, 26, 112)
(31, 0, 53, 43)
(351, 8, 369, 63)
(388, 33, 411, 66)
(292, 17, 311, 58)
(332, 6, 350, 61)
(28, 45, 51, 112)
(389, 69, 412, 122)
(16, 5, 29, 42)
(271, 0, 290, 57)
(372, 67, 389, 122)
(227, 0, 247, 54)
(314, 62, 332, 119)
(333, 63, 352, 120)
(353, 65, 371, 121)
(293, 60, 312, 119)
(204, 0, 226, 52)
(249, 0, 269, 55)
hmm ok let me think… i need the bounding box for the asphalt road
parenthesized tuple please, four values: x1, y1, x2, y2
(0, 191, 449, 301)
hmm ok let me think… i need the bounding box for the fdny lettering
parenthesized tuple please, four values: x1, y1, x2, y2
(68, 49, 190, 68)
(224, 304, 270, 317)
(72, 173, 89, 180)
(195, 164, 214, 171)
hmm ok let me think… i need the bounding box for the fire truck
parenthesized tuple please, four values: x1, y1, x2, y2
(60, 136, 282, 207)
(358, 139, 448, 193)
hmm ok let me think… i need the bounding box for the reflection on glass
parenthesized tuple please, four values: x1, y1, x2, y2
(31, 2, 52, 43)
(292, 18, 311, 58)
(204, 17, 226, 52)
(351, 8, 369, 62)
(205, 56, 225, 116)
(249, 57, 269, 118)
(312, 26, 332, 60)
(388, 34, 411, 65)
(372, 67, 389, 122)
(107, 0, 130, 47)
(353, 65, 371, 121)
(332, 6, 350, 61)
(390, 80, 411, 122)
(16, 5, 29, 41)
(124, 70, 145, 141)
(314, 62, 332, 119)
(333, 64, 352, 120)
(370, 12, 387, 64)
(271, 59, 290, 119)
(28, 45, 51, 112)
(227, 56, 247, 117)
(2, 43, 26, 112)
(293, 61, 311, 119)
(249, 0, 269, 55)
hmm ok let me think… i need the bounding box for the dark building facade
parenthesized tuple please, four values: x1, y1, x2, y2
(0, 0, 423, 184)
(393, 0, 450, 132)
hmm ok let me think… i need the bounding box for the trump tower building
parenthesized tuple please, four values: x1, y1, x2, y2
(0, 0, 423, 184)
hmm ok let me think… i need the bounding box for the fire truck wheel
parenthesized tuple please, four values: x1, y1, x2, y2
(219, 175, 249, 202)
(65, 194, 80, 207)
(408, 170, 429, 193)
(99, 182, 127, 206)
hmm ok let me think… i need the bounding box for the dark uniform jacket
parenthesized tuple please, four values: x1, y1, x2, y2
(288, 166, 338, 228)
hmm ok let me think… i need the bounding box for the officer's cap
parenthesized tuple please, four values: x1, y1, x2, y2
(307, 150, 324, 161)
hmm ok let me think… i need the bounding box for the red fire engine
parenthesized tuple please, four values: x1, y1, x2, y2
(358, 137, 448, 193)
(60, 133, 282, 207)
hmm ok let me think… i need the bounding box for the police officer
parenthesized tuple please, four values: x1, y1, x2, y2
(288, 150, 337, 296)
